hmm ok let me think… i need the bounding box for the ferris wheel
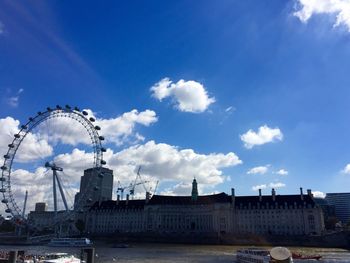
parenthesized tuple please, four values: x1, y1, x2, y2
(0, 105, 107, 229)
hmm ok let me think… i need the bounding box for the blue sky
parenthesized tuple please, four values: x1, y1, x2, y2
(1, 0, 350, 209)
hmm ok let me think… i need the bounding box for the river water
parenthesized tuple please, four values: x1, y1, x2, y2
(0, 243, 349, 262)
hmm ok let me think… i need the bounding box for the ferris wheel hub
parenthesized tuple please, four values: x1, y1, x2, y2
(45, 161, 63, 171)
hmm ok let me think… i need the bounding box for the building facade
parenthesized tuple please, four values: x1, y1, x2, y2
(325, 193, 350, 225)
(74, 167, 114, 209)
(86, 180, 325, 236)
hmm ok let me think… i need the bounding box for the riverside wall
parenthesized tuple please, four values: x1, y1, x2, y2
(92, 231, 350, 248)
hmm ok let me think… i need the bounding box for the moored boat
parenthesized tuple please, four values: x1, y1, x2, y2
(236, 247, 293, 263)
(39, 253, 83, 263)
(47, 238, 92, 247)
(292, 252, 322, 260)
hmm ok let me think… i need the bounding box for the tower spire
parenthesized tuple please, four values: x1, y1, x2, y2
(191, 178, 198, 201)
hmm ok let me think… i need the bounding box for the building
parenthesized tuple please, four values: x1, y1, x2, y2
(29, 167, 114, 229)
(74, 167, 114, 210)
(86, 180, 325, 237)
(34, 202, 48, 212)
(314, 197, 336, 229)
(325, 193, 350, 225)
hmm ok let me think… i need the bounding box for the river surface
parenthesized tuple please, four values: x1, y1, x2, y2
(0, 243, 350, 262)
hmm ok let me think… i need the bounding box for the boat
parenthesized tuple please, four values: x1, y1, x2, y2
(236, 247, 293, 263)
(292, 252, 322, 260)
(112, 243, 130, 248)
(39, 253, 83, 263)
(47, 238, 92, 247)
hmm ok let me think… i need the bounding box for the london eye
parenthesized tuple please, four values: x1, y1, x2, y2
(0, 105, 107, 230)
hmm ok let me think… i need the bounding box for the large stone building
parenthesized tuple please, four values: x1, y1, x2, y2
(86, 180, 325, 236)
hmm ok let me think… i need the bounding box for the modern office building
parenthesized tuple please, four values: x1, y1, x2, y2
(74, 167, 114, 209)
(34, 202, 48, 212)
(325, 193, 350, 224)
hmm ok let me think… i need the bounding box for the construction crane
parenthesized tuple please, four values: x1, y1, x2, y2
(116, 166, 159, 200)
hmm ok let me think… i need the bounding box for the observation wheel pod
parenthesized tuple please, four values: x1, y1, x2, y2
(0, 105, 106, 230)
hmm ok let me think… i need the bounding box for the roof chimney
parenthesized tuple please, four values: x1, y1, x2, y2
(231, 188, 235, 205)
(146, 191, 151, 203)
(126, 194, 129, 205)
(272, 188, 276, 201)
(117, 194, 120, 205)
(259, 189, 262, 202)
(300, 187, 304, 200)
(307, 189, 313, 198)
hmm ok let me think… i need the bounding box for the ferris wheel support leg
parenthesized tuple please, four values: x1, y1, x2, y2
(53, 170, 58, 220)
(56, 172, 69, 211)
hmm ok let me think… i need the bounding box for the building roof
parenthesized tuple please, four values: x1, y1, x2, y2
(233, 194, 316, 208)
(89, 193, 317, 211)
(149, 192, 229, 205)
(90, 199, 145, 211)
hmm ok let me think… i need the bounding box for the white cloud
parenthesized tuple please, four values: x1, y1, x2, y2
(312, 190, 326, 198)
(0, 117, 53, 163)
(294, 0, 350, 32)
(225, 106, 235, 113)
(97, 109, 158, 145)
(36, 109, 158, 147)
(6, 89, 24, 108)
(0, 21, 4, 34)
(276, 169, 288, 175)
(161, 182, 193, 196)
(108, 141, 242, 188)
(247, 165, 269, 175)
(252, 184, 267, 191)
(150, 78, 215, 113)
(240, 125, 283, 149)
(269, 182, 286, 188)
(342, 163, 350, 174)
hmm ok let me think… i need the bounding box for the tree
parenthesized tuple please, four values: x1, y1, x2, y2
(0, 220, 15, 232)
(325, 216, 338, 230)
(75, 219, 85, 235)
